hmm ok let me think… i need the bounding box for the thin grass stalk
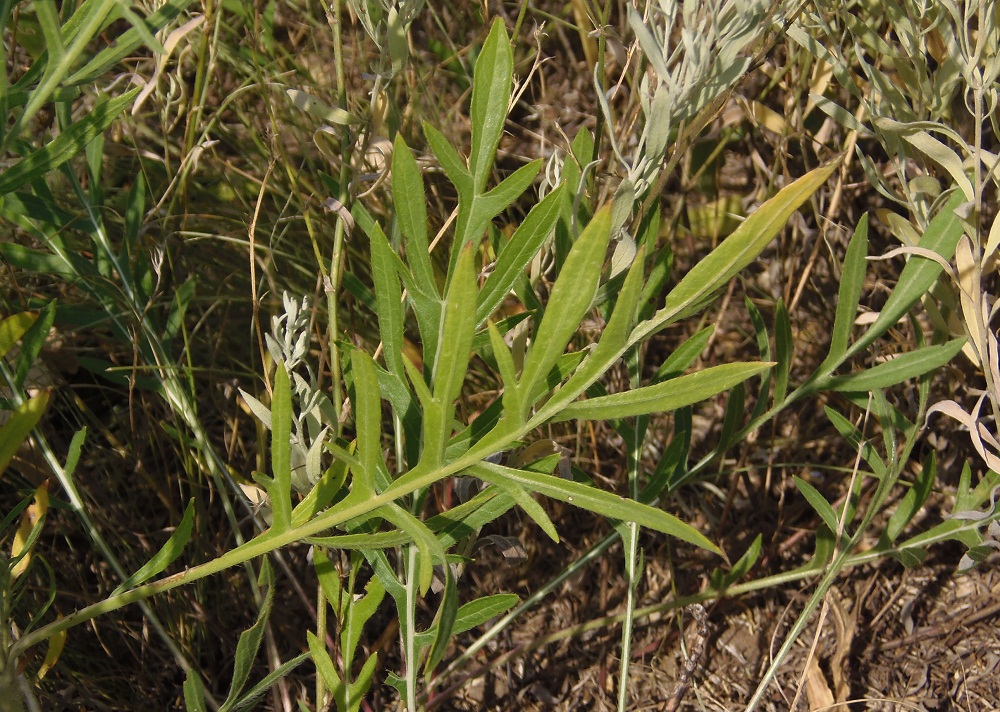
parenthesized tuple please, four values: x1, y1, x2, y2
(179, 0, 221, 191)
(315, 580, 328, 707)
(591, 0, 614, 167)
(617, 522, 640, 708)
(617, 348, 644, 710)
(323, 0, 352, 434)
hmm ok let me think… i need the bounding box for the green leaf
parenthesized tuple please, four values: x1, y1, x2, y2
(518, 206, 613, 410)
(0, 190, 81, 237)
(230, 653, 310, 712)
(346, 654, 379, 711)
(163, 278, 195, 342)
(487, 477, 558, 541)
(307, 631, 342, 694)
(451, 593, 519, 634)
(745, 298, 773, 422)
(433, 244, 478, 406)
(395, 270, 441, 371)
(351, 350, 381, 497)
(285, 89, 358, 125)
(424, 122, 471, 193)
(553, 362, 772, 422)
(34, 1, 66, 61)
(638, 160, 839, 339)
(728, 534, 762, 582)
(824, 338, 965, 391)
(774, 299, 792, 404)
(469, 19, 513, 190)
(477, 160, 543, 219)
(426, 487, 518, 550)
(487, 321, 523, 418)
(810, 94, 874, 137)
(220, 558, 275, 711)
(717, 382, 746, 450)
(656, 327, 713, 379)
(822, 214, 869, 370)
(183, 669, 209, 712)
(849, 191, 965, 357)
(414, 591, 521, 651)
(825, 406, 887, 479)
(121, 171, 146, 285)
(471, 462, 722, 555)
(312, 548, 342, 611)
(269, 364, 293, 532)
(558, 245, 647, 399)
(111, 499, 196, 595)
(307, 530, 413, 550)
(641, 421, 689, 502)
(292, 457, 349, 527)
(402, 351, 434, 413)
(875, 119, 975, 201)
(0, 392, 51, 479)
(343, 576, 385, 661)
(478, 185, 565, 324)
(380, 504, 442, 595)
(712, 533, 762, 590)
(638, 241, 673, 321)
(794, 477, 841, 534)
(0, 312, 38, 360)
(392, 135, 436, 295)
(369, 223, 406, 377)
(0, 241, 95, 280)
(425, 566, 458, 672)
(423, 244, 477, 468)
(0, 88, 141, 196)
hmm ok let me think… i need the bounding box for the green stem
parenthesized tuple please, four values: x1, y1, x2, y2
(591, 0, 612, 168)
(403, 546, 419, 711)
(617, 349, 644, 710)
(326, 0, 351, 435)
(315, 584, 328, 707)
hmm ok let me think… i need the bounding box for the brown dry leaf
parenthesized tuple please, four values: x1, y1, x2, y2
(803, 654, 835, 710)
(828, 593, 858, 703)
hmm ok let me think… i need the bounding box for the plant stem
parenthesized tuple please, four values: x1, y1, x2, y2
(326, 0, 351, 435)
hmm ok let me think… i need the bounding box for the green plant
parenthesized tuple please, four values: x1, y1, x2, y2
(4, 1, 996, 708)
(2, 15, 839, 709)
